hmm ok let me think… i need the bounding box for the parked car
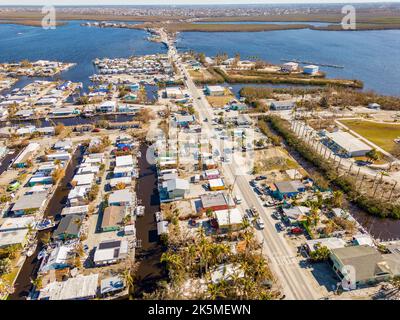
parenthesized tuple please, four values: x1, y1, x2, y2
(256, 218, 265, 229)
(255, 175, 267, 181)
(290, 227, 303, 234)
(355, 160, 371, 166)
(249, 206, 258, 217)
(277, 222, 285, 231)
(271, 211, 281, 220)
(254, 187, 263, 195)
(264, 200, 275, 207)
(155, 212, 162, 222)
(7, 180, 21, 192)
(249, 180, 256, 187)
(234, 195, 242, 204)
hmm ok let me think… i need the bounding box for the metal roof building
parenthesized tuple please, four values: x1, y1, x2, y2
(325, 131, 372, 157)
(38, 274, 99, 300)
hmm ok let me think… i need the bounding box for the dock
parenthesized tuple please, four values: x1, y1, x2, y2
(281, 59, 344, 69)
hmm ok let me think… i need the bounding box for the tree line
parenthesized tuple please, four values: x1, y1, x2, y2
(264, 115, 400, 219)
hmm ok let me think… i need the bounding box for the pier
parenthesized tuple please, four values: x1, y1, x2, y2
(281, 59, 344, 69)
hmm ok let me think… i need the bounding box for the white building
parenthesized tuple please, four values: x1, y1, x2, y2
(325, 131, 372, 157)
(93, 239, 129, 266)
(303, 65, 319, 75)
(115, 155, 134, 168)
(270, 100, 295, 111)
(97, 101, 116, 113)
(71, 173, 95, 187)
(164, 87, 184, 99)
(37, 274, 99, 300)
(205, 85, 225, 96)
(281, 62, 299, 72)
(46, 152, 71, 161)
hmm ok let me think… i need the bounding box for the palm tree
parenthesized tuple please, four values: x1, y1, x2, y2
(196, 228, 212, 276)
(6, 244, 19, 260)
(160, 252, 185, 280)
(187, 244, 197, 272)
(0, 279, 13, 299)
(309, 207, 320, 227)
(332, 190, 344, 207)
(30, 276, 43, 291)
(122, 267, 134, 293)
(74, 243, 85, 258)
(391, 275, 400, 293)
(40, 232, 51, 245)
(207, 282, 224, 300)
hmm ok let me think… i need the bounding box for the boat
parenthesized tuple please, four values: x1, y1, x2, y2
(26, 242, 37, 257)
(155, 211, 162, 222)
(35, 218, 55, 231)
(37, 248, 47, 260)
(82, 111, 94, 118)
(135, 205, 145, 217)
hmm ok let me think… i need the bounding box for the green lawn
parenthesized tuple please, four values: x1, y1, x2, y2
(339, 119, 400, 152)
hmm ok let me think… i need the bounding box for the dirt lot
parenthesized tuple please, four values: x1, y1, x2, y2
(188, 68, 221, 83)
(253, 146, 302, 176)
(206, 94, 236, 108)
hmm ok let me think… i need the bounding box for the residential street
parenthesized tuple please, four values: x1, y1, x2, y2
(162, 32, 321, 299)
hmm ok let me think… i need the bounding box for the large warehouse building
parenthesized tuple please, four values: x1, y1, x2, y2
(325, 131, 372, 157)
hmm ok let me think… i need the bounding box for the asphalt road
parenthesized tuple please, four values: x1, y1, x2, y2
(164, 37, 320, 299)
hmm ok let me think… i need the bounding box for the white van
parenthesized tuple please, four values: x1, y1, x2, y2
(234, 195, 242, 204)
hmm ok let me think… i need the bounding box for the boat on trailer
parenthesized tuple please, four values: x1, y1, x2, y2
(135, 205, 145, 217)
(35, 218, 56, 231)
(26, 241, 38, 257)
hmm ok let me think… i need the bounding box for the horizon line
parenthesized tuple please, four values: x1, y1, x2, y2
(1, 1, 400, 7)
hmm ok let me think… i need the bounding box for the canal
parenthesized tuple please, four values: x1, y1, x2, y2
(9, 145, 85, 300)
(133, 144, 165, 298)
(0, 114, 136, 128)
(0, 150, 18, 176)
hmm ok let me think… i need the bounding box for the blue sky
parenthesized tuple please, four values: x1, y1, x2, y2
(1, 0, 399, 5)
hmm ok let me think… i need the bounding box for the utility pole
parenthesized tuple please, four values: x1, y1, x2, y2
(358, 175, 366, 190)
(336, 157, 342, 174)
(348, 162, 353, 174)
(388, 181, 398, 201)
(324, 145, 328, 158)
(372, 173, 383, 198)
(355, 167, 361, 181)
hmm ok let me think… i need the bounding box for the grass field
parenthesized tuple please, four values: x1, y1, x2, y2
(339, 119, 400, 152)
